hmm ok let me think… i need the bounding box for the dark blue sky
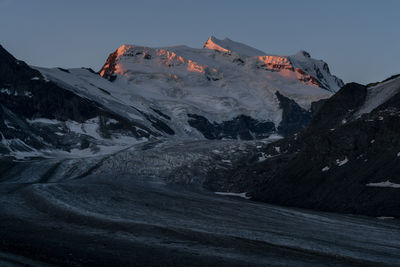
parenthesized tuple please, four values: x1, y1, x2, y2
(1, 0, 399, 84)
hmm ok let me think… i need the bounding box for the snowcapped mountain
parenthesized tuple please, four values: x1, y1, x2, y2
(0, 37, 343, 158)
(45, 36, 341, 139)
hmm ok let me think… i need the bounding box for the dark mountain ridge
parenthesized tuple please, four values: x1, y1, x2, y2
(209, 79, 400, 217)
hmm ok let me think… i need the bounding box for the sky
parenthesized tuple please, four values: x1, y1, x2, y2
(0, 0, 399, 84)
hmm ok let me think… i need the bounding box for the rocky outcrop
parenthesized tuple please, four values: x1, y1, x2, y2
(99, 49, 119, 81)
(188, 114, 275, 140)
(0, 45, 154, 157)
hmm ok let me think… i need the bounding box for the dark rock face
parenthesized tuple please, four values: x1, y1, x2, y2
(1, 46, 107, 123)
(309, 83, 367, 131)
(295, 68, 326, 88)
(0, 45, 154, 155)
(57, 67, 70, 73)
(188, 114, 275, 140)
(133, 107, 174, 135)
(299, 50, 311, 58)
(188, 92, 314, 139)
(212, 81, 400, 217)
(275, 92, 312, 136)
(310, 98, 327, 115)
(99, 49, 119, 81)
(150, 108, 171, 120)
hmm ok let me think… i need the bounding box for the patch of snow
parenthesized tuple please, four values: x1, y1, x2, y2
(397, 152, 400, 157)
(214, 192, 251, 200)
(105, 118, 118, 125)
(0, 88, 12, 95)
(258, 156, 267, 162)
(370, 140, 375, 144)
(221, 159, 231, 163)
(66, 118, 102, 140)
(270, 134, 284, 140)
(341, 119, 347, 124)
(24, 91, 33, 98)
(336, 157, 349, 166)
(0, 88, 31, 97)
(27, 118, 60, 124)
(366, 180, 400, 188)
(356, 76, 400, 117)
(263, 134, 284, 143)
(31, 77, 40, 80)
(321, 166, 330, 172)
(274, 146, 281, 153)
(4, 120, 16, 130)
(258, 153, 268, 162)
(376, 216, 395, 220)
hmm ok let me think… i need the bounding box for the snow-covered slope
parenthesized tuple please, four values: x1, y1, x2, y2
(203, 36, 344, 91)
(355, 75, 400, 117)
(203, 36, 266, 56)
(79, 36, 342, 139)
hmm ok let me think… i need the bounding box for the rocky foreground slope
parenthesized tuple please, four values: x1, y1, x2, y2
(212, 75, 400, 217)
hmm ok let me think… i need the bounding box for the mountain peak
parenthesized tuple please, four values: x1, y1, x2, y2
(296, 50, 311, 58)
(203, 36, 266, 57)
(203, 36, 230, 53)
